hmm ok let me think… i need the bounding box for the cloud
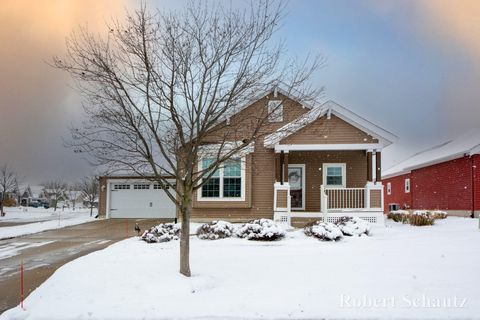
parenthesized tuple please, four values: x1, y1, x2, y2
(0, 0, 131, 183)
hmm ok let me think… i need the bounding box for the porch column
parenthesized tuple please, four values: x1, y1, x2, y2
(283, 151, 289, 183)
(280, 151, 284, 185)
(375, 150, 382, 183)
(367, 150, 373, 182)
(275, 152, 281, 183)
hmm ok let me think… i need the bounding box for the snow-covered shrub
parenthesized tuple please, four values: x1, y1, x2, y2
(141, 223, 180, 243)
(304, 221, 343, 241)
(236, 219, 285, 241)
(387, 211, 409, 223)
(335, 216, 370, 236)
(409, 211, 435, 226)
(431, 210, 448, 219)
(197, 220, 236, 240)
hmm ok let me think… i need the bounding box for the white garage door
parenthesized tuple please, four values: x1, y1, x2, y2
(109, 182, 176, 218)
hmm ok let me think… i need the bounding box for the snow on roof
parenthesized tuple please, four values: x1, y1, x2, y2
(382, 128, 480, 179)
(264, 100, 397, 148)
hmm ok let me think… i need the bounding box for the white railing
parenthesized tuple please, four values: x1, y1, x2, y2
(321, 186, 366, 210)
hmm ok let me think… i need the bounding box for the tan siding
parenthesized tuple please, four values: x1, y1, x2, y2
(289, 150, 367, 212)
(190, 92, 309, 220)
(281, 115, 379, 145)
(370, 189, 382, 208)
(276, 190, 288, 208)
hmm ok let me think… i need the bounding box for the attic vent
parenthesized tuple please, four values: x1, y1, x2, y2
(268, 100, 283, 123)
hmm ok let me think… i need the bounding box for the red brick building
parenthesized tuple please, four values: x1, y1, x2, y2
(382, 130, 480, 217)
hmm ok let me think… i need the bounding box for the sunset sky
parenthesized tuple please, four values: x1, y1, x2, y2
(1, 0, 479, 183)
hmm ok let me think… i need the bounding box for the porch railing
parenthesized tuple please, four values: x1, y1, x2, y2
(322, 186, 365, 210)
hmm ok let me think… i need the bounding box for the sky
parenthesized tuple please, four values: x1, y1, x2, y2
(0, 0, 479, 184)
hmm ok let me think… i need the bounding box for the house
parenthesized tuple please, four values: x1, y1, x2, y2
(98, 91, 396, 226)
(382, 129, 480, 217)
(17, 184, 48, 206)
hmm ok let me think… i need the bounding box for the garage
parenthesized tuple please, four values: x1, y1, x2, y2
(105, 179, 176, 219)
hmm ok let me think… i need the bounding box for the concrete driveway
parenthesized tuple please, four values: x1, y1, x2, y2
(0, 218, 170, 314)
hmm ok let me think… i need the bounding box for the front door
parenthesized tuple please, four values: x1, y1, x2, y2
(288, 164, 305, 210)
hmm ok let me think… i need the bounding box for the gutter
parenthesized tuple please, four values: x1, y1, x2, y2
(472, 156, 475, 218)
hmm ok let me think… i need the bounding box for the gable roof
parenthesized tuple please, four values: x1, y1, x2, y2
(382, 128, 480, 179)
(264, 100, 397, 148)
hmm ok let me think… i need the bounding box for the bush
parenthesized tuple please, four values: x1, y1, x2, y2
(2, 198, 17, 207)
(141, 223, 180, 243)
(430, 210, 448, 219)
(335, 216, 370, 236)
(304, 221, 343, 241)
(387, 210, 435, 226)
(409, 211, 435, 226)
(236, 219, 285, 241)
(197, 220, 236, 240)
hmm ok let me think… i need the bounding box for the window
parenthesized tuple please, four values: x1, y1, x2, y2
(154, 183, 175, 190)
(323, 163, 346, 187)
(267, 100, 283, 122)
(405, 178, 410, 193)
(387, 182, 392, 195)
(133, 184, 150, 190)
(113, 184, 130, 190)
(200, 157, 244, 200)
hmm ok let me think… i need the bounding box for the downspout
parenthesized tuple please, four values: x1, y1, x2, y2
(472, 156, 475, 218)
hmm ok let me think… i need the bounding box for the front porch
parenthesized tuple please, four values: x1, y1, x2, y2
(272, 148, 385, 226)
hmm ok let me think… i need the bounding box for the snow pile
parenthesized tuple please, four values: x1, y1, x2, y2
(236, 219, 285, 241)
(197, 221, 236, 240)
(141, 223, 180, 243)
(304, 221, 343, 241)
(335, 216, 370, 236)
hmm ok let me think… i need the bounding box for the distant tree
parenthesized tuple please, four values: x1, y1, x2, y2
(44, 180, 68, 212)
(0, 165, 18, 217)
(67, 183, 82, 210)
(79, 176, 98, 217)
(55, 1, 321, 276)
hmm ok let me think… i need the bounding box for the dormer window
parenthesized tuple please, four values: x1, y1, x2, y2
(267, 100, 283, 122)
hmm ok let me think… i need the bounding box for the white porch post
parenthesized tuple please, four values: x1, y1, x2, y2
(273, 182, 291, 225)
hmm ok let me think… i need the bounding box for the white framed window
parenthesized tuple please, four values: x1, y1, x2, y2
(198, 157, 245, 201)
(322, 163, 346, 188)
(133, 184, 150, 190)
(267, 100, 283, 122)
(113, 184, 130, 190)
(405, 178, 410, 193)
(387, 182, 392, 195)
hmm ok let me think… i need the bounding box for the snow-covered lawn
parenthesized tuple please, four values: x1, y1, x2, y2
(2, 217, 480, 320)
(0, 207, 96, 239)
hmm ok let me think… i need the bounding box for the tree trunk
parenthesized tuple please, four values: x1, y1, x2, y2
(0, 193, 4, 217)
(90, 203, 93, 217)
(179, 190, 192, 277)
(54, 198, 57, 212)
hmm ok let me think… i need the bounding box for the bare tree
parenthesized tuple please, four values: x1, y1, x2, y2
(67, 183, 82, 210)
(44, 180, 67, 212)
(79, 176, 98, 217)
(0, 165, 18, 217)
(54, 1, 321, 276)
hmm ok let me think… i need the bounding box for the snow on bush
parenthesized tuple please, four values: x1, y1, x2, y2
(236, 219, 285, 241)
(141, 223, 180, 243)
(335, 216, 370, 236)
(387, 210, 435, 226)
(197, 220, 236, 240)
(304, 221, 343, 241)
(431, 210, 448, 219)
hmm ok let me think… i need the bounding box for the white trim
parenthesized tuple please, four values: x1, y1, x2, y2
(288, 164, 306, 210)
(323, 163, 347, 188)
(197, 157, 246, 202)
(275, 143, 381, 152)
(404, 178, 410, 193)
(106, 180, 111, 219)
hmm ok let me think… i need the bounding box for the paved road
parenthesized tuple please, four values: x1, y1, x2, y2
(0, 218, 170, 314)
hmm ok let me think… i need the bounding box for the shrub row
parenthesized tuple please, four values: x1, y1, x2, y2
(387, 210, 447, 226)
(304, 216, 371, 241)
